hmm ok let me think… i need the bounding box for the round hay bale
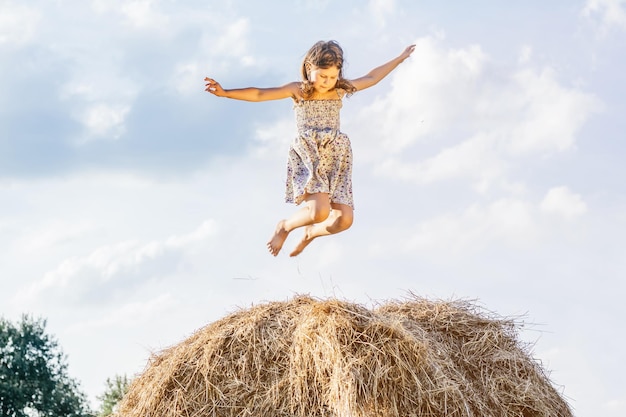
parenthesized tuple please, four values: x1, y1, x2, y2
(117, 295, 573, 417)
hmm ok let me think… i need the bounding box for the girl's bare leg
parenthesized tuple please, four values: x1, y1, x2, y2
(267, 193, 331, 256)
(289, 203, 354, 257)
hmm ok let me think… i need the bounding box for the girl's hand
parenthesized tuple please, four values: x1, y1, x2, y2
(204, 77, 225, 96)
(399, 44, 416, 62)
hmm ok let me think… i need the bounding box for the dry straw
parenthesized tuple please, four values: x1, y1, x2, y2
(117, 295, 573, 417)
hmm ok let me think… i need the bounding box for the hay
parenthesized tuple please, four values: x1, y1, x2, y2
(117, 295, 573, 417)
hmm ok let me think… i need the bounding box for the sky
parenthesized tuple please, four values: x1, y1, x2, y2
(1, 0, 625, 414)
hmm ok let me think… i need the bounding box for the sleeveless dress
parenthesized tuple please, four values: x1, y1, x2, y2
(285, 91, 354, 208)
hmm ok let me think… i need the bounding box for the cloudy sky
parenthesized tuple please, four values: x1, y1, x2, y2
(1, 0, 625, 414)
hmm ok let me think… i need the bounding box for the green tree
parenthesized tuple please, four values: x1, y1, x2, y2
(96, 375, 130, 417)
(0, 315, 93, 417)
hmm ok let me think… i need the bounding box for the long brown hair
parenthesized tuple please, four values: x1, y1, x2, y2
(299, 40, 356, 99)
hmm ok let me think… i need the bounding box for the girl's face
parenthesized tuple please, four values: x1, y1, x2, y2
(309, 65, 339, 93)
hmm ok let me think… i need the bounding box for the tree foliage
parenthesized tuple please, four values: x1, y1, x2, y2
(96, 375, 130, 417)
(0, 315, 93, 417)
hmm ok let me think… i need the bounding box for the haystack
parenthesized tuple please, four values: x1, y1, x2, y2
(117, 295, 573, 417)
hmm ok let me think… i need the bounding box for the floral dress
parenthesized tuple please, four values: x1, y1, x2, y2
(285, 90, 354, 208)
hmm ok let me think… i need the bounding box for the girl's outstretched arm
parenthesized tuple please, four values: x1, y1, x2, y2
(204, 78, 300, 102)
(350, 44, 415, 92)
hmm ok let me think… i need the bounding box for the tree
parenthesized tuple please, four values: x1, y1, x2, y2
(96, 375, 130, 417)
(0, 315, 93, 417)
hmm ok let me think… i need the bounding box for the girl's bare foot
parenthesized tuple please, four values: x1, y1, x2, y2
(289, 225, 315, 257)
(267, 220, 289, 256)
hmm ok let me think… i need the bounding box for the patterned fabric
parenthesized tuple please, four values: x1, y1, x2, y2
(285, 93, 354, 208)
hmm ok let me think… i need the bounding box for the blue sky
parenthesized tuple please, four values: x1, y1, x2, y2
(1, 0, 625, 414)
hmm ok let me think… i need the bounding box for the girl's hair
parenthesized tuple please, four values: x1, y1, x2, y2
(299, 40, 356, 99)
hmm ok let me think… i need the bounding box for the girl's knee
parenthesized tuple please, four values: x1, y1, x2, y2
(330, 208, 353, 233)
(338, 212, 354, 231)
(310, 204, 331, 223)
(305, 193, 331, 223)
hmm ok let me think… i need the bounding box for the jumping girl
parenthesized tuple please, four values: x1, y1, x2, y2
(205, 40, 415, 257)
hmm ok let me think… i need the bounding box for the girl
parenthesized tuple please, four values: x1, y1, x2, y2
(205, 40, 415, 257)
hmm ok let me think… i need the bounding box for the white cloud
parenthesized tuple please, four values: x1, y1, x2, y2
(369, 186, 590, 260)
(251, 118, 297, 159)
(172, 17, 256, 94)
(166, 220, 216, 247)
(121, 0, 169, 28)
(355, 36, 602, 191)
(582, 0, 626, 34)
(604, 399, 625, 412)
(540, 186, 588, 220)
(403, 198, 539, 256)
(357, 36, 488, 154)
(518, 44, 533, 64)
(60, 65, 139, 142)
(172, 62, 201, 96)
(61, 74, 139, 104)
(209, 17, 255, 66)
(298, 0, 331, 11)
(15, 220, 218, 305)
(67, 293, 177, 332)
(91, 0, 169, 30)
(315, 240, 345, 268)
(80, 103, 131, 141)
(504, 67, 600, 155)
(368, 0, 397, 28)
(15, 220, 96, 254)
(373, 133, 506, 192)
(0, 2, 40, 46)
